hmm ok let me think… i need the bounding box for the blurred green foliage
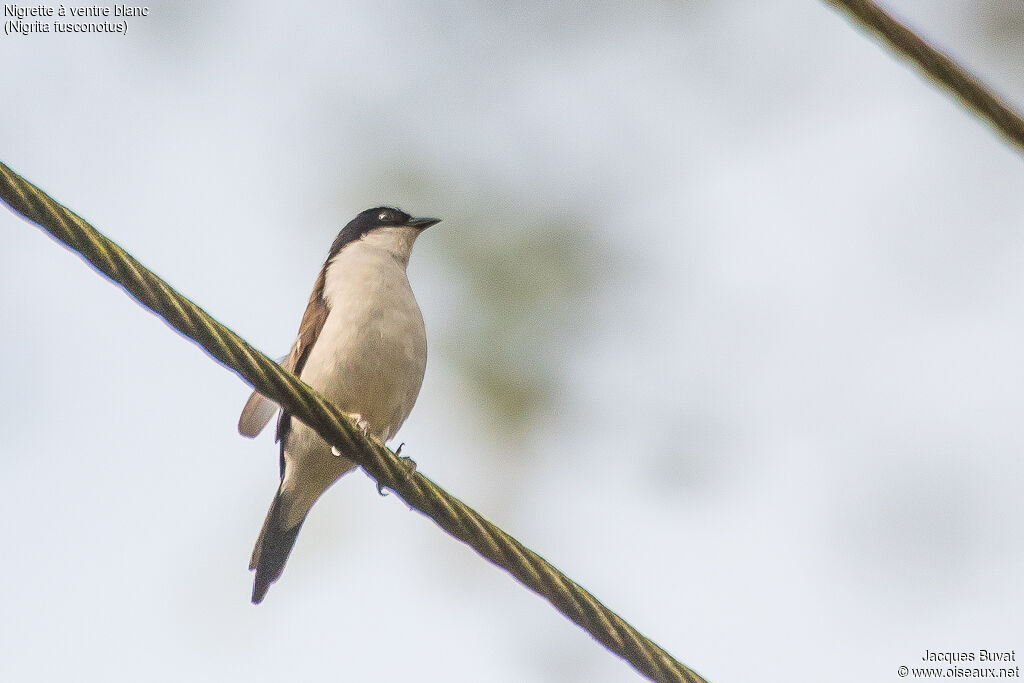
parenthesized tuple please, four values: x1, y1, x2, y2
(437, 215, 602, 438)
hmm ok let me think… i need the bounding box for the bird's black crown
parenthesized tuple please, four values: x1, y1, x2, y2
(354, 206, 413, 229)
(329, 206, 438, 257)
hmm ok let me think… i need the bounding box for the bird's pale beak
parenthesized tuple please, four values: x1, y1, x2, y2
(406, 216, 441, 229)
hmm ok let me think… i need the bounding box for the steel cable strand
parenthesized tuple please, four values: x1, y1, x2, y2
(824, 0, 1024, 153)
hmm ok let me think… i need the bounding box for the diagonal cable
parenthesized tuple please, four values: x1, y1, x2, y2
(0, 160, 708, 683)
(823, 0, 1024, 154)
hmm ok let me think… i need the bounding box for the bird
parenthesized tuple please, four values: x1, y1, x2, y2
(237, 206, 439, 604)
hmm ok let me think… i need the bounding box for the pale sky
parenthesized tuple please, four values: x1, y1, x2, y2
(2, 1, 1023, 681)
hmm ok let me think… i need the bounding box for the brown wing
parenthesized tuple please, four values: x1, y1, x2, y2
(273, 269, 330, 476)
(238, 390, 280, 438)
(237, 269, 330, 440)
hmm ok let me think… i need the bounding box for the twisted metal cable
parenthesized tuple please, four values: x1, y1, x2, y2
(823, 0, 1024, 154)
(0, 160, 708, 683)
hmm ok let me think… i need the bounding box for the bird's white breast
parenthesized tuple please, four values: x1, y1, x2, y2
(298, 228, 427, 442)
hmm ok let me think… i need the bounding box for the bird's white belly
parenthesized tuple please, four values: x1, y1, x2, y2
(279, 277, 426, 523)
(291, 247, 426, 455)
(300, 294, 426, 442)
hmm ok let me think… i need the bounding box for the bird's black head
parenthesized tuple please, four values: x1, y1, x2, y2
(328, 207, 440, 257)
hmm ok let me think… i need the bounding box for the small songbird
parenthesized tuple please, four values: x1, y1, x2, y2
(238, 207, 439, 604)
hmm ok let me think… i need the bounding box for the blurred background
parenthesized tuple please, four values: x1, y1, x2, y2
(2, 1, 1023, 681)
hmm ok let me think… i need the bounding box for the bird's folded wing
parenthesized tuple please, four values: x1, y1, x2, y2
(238, 273, 329, 439)
(238, 391, 280, 437)
(238, 346, 298, 438)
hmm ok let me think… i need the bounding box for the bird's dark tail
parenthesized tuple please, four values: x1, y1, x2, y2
(249, 488, 306, 604)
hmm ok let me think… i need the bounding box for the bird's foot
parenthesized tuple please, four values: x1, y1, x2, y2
(352, 414, 371, 436)
(376, 442, 400, 495)
(334, 416, 371, 458)
(398, 454, 417, 480)
(394, 442, 417, 478)
(375, 445, 416, 495)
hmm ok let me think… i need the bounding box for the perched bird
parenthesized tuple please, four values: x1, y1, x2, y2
(238, 207, 439, 604)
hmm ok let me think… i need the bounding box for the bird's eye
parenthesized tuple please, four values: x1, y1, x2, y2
(378, 211, 389, 221)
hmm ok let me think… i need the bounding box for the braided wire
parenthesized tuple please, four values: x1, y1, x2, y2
(0, 160, 708, 683)
(824, 0, 1024, 154)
